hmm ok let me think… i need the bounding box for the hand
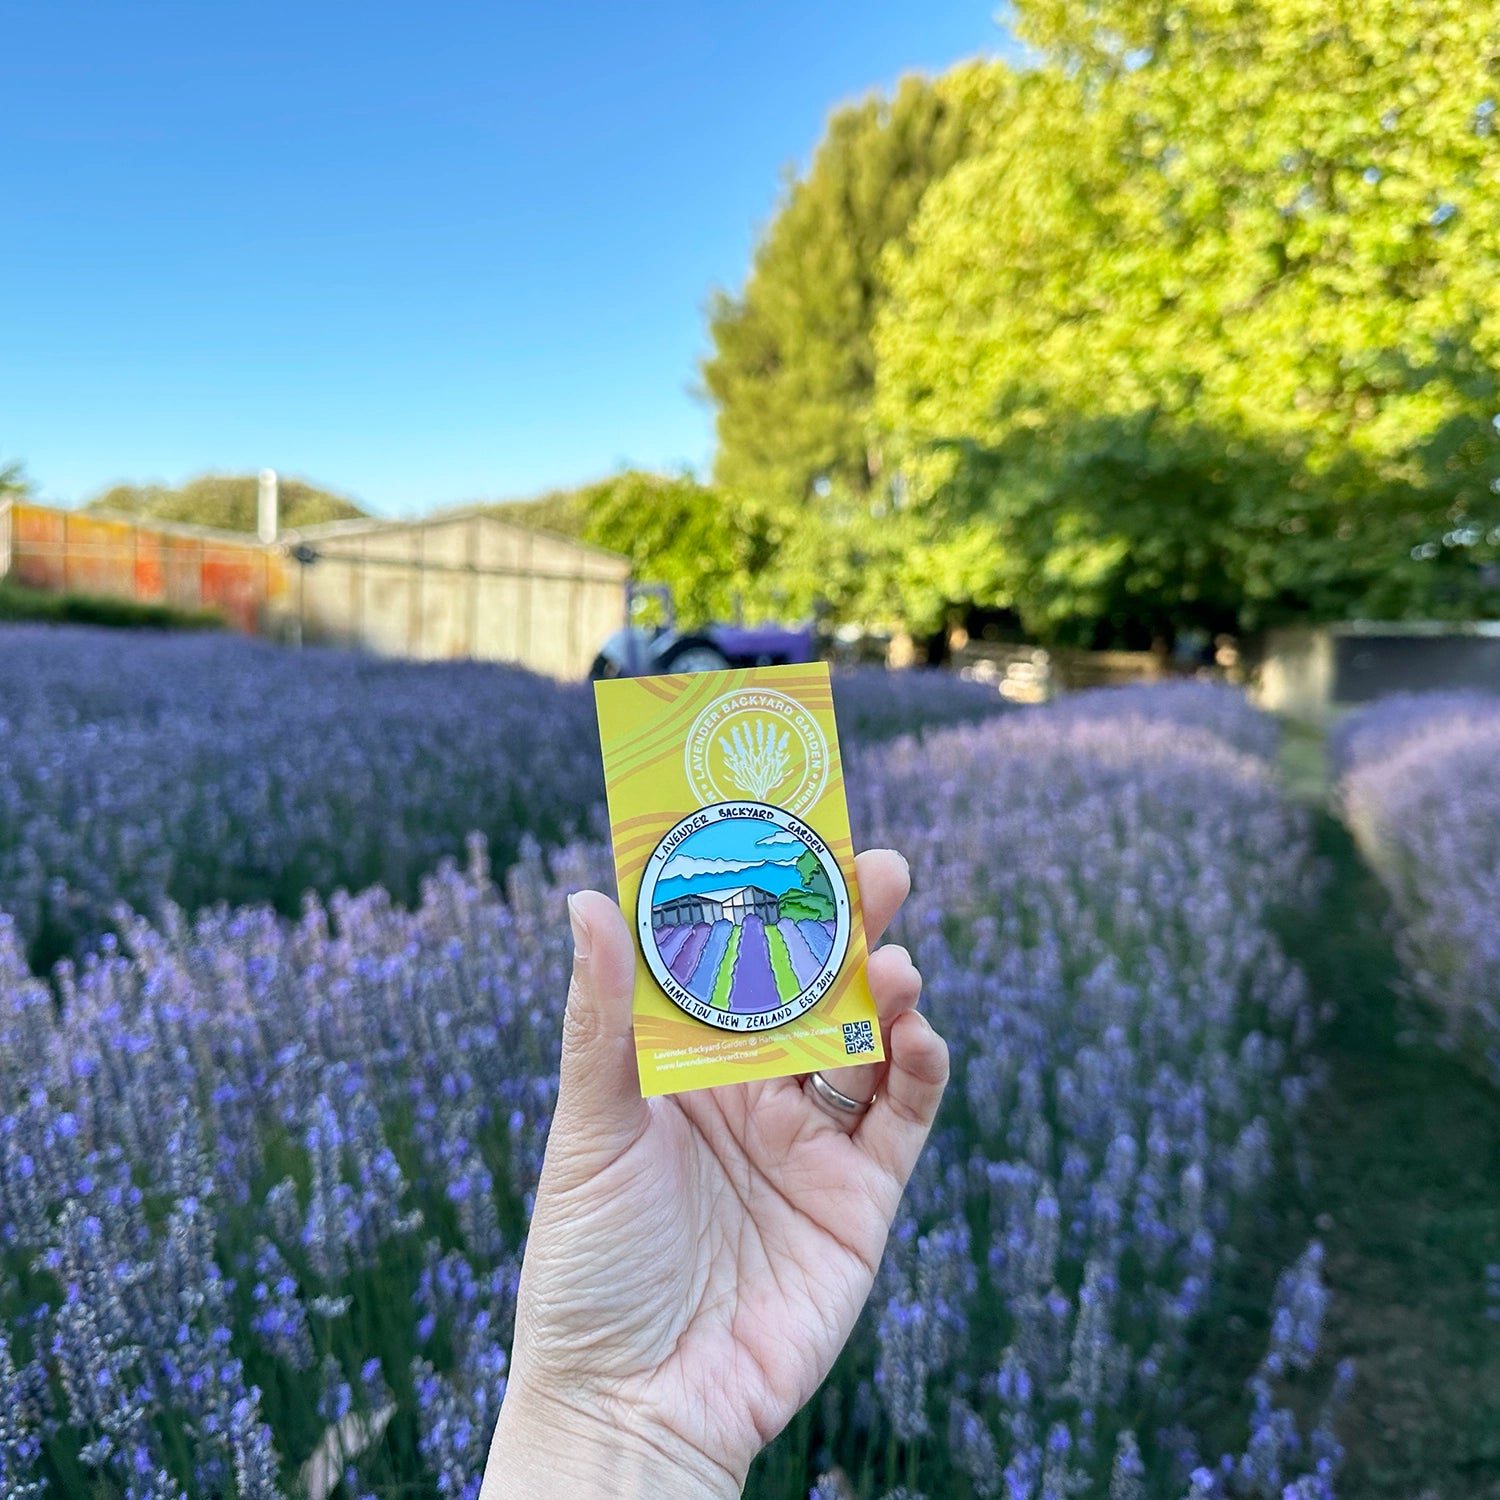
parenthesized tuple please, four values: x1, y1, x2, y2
(480, 849, 949, 1499)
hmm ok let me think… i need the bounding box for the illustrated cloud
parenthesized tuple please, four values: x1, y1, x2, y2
(660, 855, 758, 881)
(660, 853, 798, 881)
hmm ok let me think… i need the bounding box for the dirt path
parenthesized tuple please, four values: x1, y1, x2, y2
(1273, 729, 1500, 1497)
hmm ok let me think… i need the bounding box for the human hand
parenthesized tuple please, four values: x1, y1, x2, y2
(480, 849, 948, 1499)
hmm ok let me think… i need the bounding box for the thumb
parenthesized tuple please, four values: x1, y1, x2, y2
(545, 889, 650, 1185)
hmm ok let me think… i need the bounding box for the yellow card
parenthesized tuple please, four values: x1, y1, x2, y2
(594, 662, 885, 1097)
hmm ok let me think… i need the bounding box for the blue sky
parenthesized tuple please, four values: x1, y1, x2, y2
(1, 2, 1017, 517)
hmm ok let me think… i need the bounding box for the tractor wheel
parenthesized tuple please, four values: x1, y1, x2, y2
(658, 638, 731, 674)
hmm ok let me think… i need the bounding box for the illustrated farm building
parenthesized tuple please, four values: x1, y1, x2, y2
(653, 886, 782, 929)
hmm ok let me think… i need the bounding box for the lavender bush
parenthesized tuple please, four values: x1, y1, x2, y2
(826, 668, 1006, 745)
(0, 628, 605, 965)
(1334, 691, 1500, 1076)
(0, 671, 1342, 1498)
(804, 702, 1341, 1498)
(1039, 680, 1281, 762)
(0, 628, 1004, 965)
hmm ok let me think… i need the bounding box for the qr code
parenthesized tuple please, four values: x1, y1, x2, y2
(842, 1020, 875, 1056)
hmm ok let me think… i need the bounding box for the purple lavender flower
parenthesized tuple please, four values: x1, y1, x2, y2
(1336, 691, 1500, 1078)
(0, 656, 1348, 1496)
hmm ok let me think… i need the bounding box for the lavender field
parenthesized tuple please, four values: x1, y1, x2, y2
(0, 628, 1002, 969)
(1334, 692, 1500, 1082)
(0, 632, 1349, 1499)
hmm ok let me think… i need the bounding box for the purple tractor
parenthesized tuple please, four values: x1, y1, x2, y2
(589, 584, 818, 679)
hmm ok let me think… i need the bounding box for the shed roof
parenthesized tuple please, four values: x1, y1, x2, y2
(692, 886, 779, 903)
(282, 506, 629, 568)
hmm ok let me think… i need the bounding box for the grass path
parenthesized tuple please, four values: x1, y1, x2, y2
(1268, 724, 1500, 1497)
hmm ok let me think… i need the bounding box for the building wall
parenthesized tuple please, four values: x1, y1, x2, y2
(1258, 627, 1335, 721)
(284, 513, 629, 680)
(2, 501, 630, 679)
(1258, 624, 1500, 719)
(1333, 631, 1500, 701)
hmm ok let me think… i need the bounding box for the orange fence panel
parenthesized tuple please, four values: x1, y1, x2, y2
(3, 501, 289, 634)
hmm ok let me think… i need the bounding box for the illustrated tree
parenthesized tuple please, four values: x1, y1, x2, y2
(783, 847, 835, 922)
(872, 0, 1500, 641)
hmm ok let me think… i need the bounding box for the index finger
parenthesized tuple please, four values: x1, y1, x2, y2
(856, 849, 909, 949)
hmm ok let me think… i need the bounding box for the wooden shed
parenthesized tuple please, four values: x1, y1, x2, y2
(1257, 621, 1500, 721)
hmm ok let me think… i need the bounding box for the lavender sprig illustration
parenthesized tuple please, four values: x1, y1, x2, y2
(718, 719, 792, 800)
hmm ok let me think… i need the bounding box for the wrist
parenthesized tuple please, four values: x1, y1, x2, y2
(481, 1380, 742, 1500)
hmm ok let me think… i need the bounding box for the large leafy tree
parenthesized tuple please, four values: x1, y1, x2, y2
(702, 61, 1015, 510)
(496, 472, 796, 628)
(873, 0, 1500, 641)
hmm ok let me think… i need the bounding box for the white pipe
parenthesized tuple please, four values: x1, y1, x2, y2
(257, 468, 278, 544)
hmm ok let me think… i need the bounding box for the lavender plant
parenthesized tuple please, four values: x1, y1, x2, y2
(0, 654, 1337, 1496)
(1334, 691, 1500, 1076)
(0, 628, 607, 964)
(0, 628, 1005, 963)
(806, 702, 1338, 1497)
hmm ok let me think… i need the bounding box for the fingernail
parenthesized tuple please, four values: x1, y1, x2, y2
(567, 894, 590, 960)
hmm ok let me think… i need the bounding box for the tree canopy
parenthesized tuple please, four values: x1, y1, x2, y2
(702, 62, 1015, 510)
(0, 457, 31, 501)
(492, 472, 793, 628)
(88, 474, 366, 532)
(871, 0, 1500, 640)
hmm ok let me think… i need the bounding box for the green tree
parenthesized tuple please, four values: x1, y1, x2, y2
(89, 473, 365, 531)
(491, 486, 592, 539)
(501, 471, 792, 628)
(0, 457, 31, 500)
(873, 0, 1500, 641)
(703, 61, 1016, 510)
(782, 847, 835, 921)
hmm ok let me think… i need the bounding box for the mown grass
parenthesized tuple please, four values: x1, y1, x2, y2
(1170, 717, 1500, 1500)
(1184, 723, 1500, 1497)
(1299, 812, 1500, 1495)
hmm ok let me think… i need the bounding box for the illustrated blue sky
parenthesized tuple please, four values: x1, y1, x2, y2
(1, 2, 1019, 516)
(660, 818, 804, 877)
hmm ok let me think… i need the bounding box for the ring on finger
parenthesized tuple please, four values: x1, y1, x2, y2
(804, 1070, 875, 1119)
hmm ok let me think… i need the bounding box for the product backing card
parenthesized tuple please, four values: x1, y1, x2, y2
(594, 662, 885, 1097)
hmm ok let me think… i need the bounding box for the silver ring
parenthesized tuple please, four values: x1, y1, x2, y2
(805, 1070, 875, 1116)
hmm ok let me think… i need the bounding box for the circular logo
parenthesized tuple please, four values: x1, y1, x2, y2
(637, 802, 850, 1033)
(684, 688, 829, 816)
